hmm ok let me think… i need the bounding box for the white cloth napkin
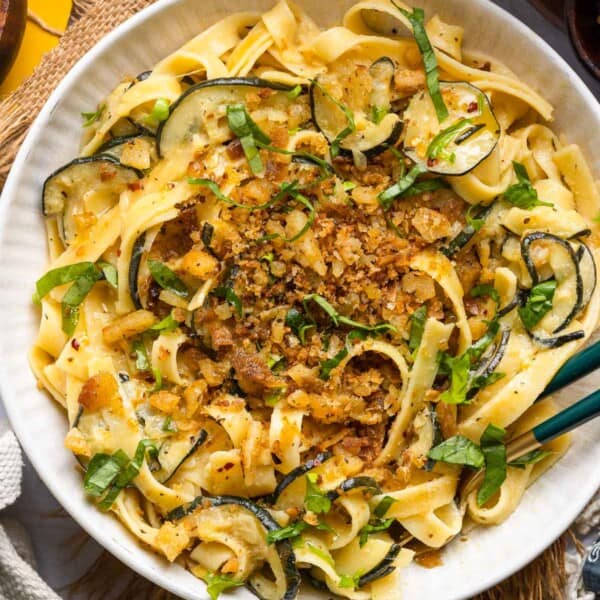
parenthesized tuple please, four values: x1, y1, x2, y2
(0, 424, 60, 600)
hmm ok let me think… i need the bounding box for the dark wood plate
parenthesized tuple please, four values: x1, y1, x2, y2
(566, 0, 600, 79)
(0, 0, 27, 84)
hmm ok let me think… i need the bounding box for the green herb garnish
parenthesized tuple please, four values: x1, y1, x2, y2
(470, 284, 500, 306)
(97, 261, 118, 289)
(371, 105, 388, 124)
(358, 518, 394, 547)
(200, 572, 243, 600)
(266, 520, 309, 544)
(81, 104, 105, 127)
(149, 311, 179, 333)
(339, 573, 362, 589)
(148, 260, 189, 298)
(518, 280, 556, 329)
(426, 118, 472, 164)
(427, 436, 485, 468)
(286, 85, 303, 99)
(504, 162, 553, 209)
(378, 164, 428, 210)
(393, 3, 448, 122)
(285, 307, 314, 344)
(305, 472, 332, 514)
(147, 98, 170, 123)
(373, 495, 396, 518)
(226, 103, 271, 174)
(408, 306, 427, 352)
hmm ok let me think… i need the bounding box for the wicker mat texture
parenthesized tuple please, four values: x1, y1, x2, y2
(0, 1, 575, 598)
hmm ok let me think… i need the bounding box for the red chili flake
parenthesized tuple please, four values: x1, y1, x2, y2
(128, 181, 142, 192)
(99, 167, 117, 182)
(467, 101, 479, 113)
(482, 62, 491, 72)
(427, 158, 439, 167)
(226, 138, 244, 160)
(223, 462, 235, 471)
(71, 338, 80, 351)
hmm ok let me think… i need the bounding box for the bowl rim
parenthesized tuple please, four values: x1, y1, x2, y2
(565, 0, 600, 80)
(1, 0, 599, 598)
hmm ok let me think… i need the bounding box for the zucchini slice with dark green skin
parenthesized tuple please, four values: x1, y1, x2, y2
(497, 289, 528, 318)
(531, 330, 585, 348)
(577, 241, 597, 308)
(42, 156, 140, 245)
(403, 81, 500, 176)
(157, 77, 295, 157)
(326, 476, 381, 501)
(97, 134, 157, 169)
(129, 233, 146, 309)
(268, 451, 333, 505)
(467, 328, 510, 400)
(310, 79, 403, 158)
(168, 495, 301, 600)
(369, 57, 395, 116)
(357, 543, 401, 587)
(521, 232, 583, 334)
(154, 429, 207, 483)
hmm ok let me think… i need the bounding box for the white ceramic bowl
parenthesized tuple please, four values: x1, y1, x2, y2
(1, 1, 599, 599)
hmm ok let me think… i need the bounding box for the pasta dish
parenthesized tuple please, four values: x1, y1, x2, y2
(30, 1, 600, 598)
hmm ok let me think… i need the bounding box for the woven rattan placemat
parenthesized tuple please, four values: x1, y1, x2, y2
(0, 1, 577, 598)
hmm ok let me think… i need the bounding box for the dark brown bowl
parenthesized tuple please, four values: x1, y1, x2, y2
(566, 0, 600, 79)
(0, 0, 27, 84)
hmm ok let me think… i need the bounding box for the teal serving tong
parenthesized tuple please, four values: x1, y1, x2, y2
(461, 339, 600, 496)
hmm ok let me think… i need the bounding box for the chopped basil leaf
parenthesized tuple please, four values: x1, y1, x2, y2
(408, 306, 427, 352)
(371, 105, 388, 124)
(35, 262, 97, 300)
(477, 424, 507, 507)
(132, 339, 150, 371)
(147, 259, 189, 298)
(508, 449, 551, 468)
(267, 354, 286, 372)
(343, 180, 357, 192)
(149, 311, 179, 333)
(97, 261, 118, 288)
(378, 164, 428, 209)
(286, 85, 303, 99)
(162, 415, 178, 433)
(255, 141, 333, 176)
(189, 177, 296, 211)
(305, 472, 332, 514)
(393, 4, 448, 122)
(260, 252, 275, 263)
(426, 118, 472, 164)
(151, 366, 163, 392)
(200, 572, 243, 600)
(399, 178, 448, 198)
(81, 104, 105, 127)
(285, 307, 314, 344)
(339, 573, 362, 589)
(465, 204, 487, 232)
(307, 543, 335, 567)
(303, 294, 397, 335)
(61, 269, 103, 335)
(313, 80, 356, 158)
(427, 435, 485, 468)
(146, 98, 170, 124)
(212, 285, 243, 318)
(504, 162, 553, 209)
(85, 440, 157, 510)
(264, 386, 287, 407)
(258, 189, 316, 243)
(226, 103, 271, 174)
(266, 520, 308, 544)
(518, 280, 557, 329)
(374, 495, 396, 518)
(320, 347, 349, 380)
(470, 284, 500, 306)
(440, 319, 502, 404)
(358, 518, 394, 547)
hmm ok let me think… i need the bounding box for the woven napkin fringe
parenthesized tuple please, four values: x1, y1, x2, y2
(0, 426, 60, 600)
